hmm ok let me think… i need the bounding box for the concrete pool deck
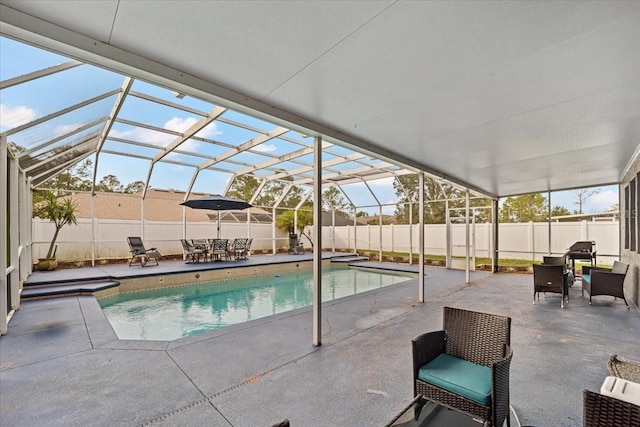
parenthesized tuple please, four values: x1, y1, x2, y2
(1, 256, 639, 426)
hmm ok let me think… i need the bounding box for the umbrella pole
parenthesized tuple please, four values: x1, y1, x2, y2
(218, 213, 221, 239)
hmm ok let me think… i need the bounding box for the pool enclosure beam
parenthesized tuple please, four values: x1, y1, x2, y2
(312, 136, 323, 347)
(0, 139, 8, 334)
(418, 172, 425, 303)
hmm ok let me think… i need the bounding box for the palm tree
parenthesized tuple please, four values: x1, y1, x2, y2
(35, 192, 79, 259)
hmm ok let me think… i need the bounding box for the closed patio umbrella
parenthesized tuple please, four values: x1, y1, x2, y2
(180, 195, 252, 238)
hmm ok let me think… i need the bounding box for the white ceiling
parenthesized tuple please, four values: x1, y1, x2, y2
(2, 0, 639, 198)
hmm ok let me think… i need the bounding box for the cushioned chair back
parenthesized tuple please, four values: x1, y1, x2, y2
(533, 264, 565, 288)
(612, 261, 629, 275)
(443, 307, 511, 366)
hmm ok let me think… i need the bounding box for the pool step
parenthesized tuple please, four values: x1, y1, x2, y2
(21, 281, 119, 301)
(330, 256, 369, 264)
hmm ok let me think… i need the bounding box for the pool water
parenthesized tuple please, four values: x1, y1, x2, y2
(99, 266, 414, 341)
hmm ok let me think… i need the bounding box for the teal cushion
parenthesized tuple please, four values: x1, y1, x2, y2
(582, 274, 590, 284)
(418, 353, 491, 405)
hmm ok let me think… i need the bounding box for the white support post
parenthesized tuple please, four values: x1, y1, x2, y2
(418, 172, 425, 303)
(9, 155, 20, 310)
(353, 211, 357, 254)
(18, 170, 30, 279)
(445, 199, 451, 268)
(465, 189, 470, 284)
(272, 207, 277, 254)
(1, 140, 9, 334)
(379, 205, 383, 262)
(91, 194, 96, 266)
(548, 190, 552, 255)
(312, 136, 323, 346)
(528, 221, 534, 262)
(332, 210, 335, 252)
(409, 202, 413, 265)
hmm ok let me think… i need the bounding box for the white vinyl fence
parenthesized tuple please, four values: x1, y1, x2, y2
(322, 220, 619, 264)
(34, 218, 619, 265)
(32, 218, 288, 261)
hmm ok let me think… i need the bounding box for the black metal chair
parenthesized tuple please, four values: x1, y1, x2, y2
(208, 238, 229, 261)
(412, 307, 512, 427)
(289, 233, 303, 254)
(180, 239, 204, 263)
(533, 264, 569, 308)
(127, 236, 161, 267)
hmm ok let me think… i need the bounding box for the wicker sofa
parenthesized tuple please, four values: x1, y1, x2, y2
(412, 307, 512, 427)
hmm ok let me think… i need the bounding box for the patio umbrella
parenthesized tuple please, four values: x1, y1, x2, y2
(180, 195, 252, 238)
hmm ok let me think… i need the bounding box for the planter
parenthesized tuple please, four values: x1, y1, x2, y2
(37, 258, 58, 271)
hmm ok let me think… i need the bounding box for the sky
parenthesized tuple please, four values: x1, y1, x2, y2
(0, 36, 619, 216)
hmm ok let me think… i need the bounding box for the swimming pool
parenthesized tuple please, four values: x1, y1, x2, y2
(99, 266, 414, 341)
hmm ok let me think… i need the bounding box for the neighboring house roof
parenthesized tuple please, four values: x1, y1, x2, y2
(62, 189, 271, 222)
(550, 209, 620, 222)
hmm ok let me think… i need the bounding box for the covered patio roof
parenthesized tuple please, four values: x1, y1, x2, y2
(2, 1, 639, 198)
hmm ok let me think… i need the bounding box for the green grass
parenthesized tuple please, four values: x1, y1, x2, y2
(355, 249, 612, 270)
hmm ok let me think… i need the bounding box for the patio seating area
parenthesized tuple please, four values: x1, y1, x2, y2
(1, 257, 638, 427)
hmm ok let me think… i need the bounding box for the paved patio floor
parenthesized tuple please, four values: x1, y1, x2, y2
(1, 258, 639, 427)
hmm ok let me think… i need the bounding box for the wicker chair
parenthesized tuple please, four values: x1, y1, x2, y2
(533, 264, 569, 308)
(582, 261, 629, 308)
(412, 307, 512, 427)
(584, 389, 640, 427)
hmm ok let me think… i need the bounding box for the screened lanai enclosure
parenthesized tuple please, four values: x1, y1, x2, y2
(2, 1, 640, 340)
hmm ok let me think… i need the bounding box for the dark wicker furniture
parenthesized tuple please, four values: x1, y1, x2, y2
(412, 307, 512, 427)
(533, 264, 569, 308)
(582, 261, 629, 308)
(584, 389, 640, 427)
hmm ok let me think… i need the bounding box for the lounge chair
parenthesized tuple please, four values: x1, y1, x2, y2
(127, 236, 161, 267)
(181, 239, 204, 263)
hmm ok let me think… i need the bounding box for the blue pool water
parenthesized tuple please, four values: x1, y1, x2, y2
(99, 266, 414, 341)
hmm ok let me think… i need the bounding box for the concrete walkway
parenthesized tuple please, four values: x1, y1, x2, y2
(2, 265, 639, 426)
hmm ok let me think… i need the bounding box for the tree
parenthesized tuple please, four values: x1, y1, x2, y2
(573, 188, 600, 214)
(227, 175, 261, 202)
(322, 187, 350, 216)
(550, 205, 571, 217)
(356, 211, 369, 217)
(499, 194, 548, 222)
(45, 159, 93, 192)
(34, 192, 79, 259)
(97, 174, 124, 192)
(124, 181, 146, 193)
(276, 209, 314, 246)
(394, 174, 491, 224)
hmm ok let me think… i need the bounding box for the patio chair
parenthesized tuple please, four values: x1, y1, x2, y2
(181, 239, 204, 263)
(582, 261, 629, 308)
(208, 238, 229, 261)
(192, 238, 211, 262)
(413, 306, 512, 427)
(127, 236, 161, 267)
(533, 264, 569, 308)
(229, 238, 252, 260)
(583, 389, 640, 427)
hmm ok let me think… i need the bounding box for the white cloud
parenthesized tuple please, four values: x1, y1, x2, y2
(368, 176, 396, 186)
(253, 143, 277, 153)
(54, 123, 82, 137)
(0, 104, 38, 130)
(589, 190, 618, 212)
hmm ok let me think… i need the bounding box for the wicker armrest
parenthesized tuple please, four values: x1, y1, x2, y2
(584, 389, 640, 427)
(491, 344, 513, 427)
(583, 266, 611, 276)
(412, 330, 446, 386)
